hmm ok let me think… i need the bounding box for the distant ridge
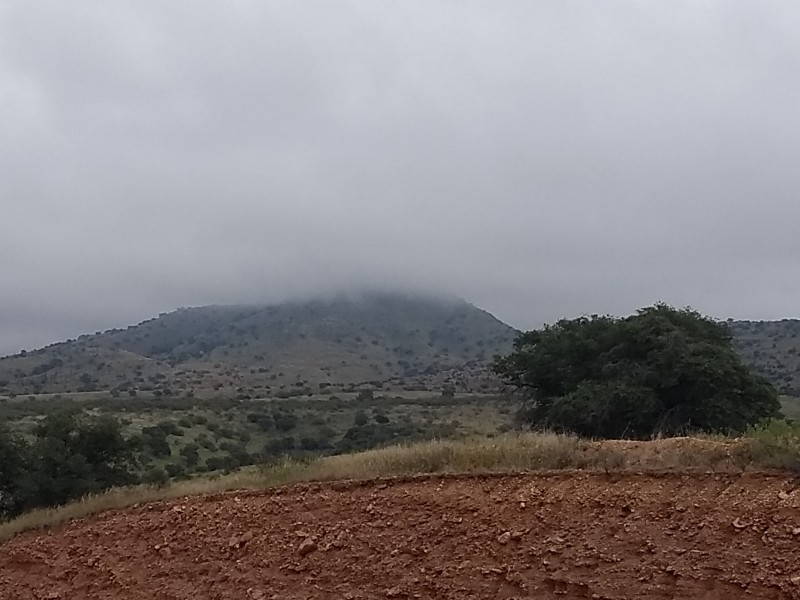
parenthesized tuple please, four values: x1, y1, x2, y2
(0, 292, 518, 396)
(2, 297, 798, 400)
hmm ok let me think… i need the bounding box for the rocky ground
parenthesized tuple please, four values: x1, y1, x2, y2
(2, 472, 800, 599)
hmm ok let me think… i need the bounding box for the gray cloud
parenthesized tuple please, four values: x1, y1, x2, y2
(2, 1, 800, 355)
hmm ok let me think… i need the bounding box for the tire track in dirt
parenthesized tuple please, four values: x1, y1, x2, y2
(2, 472, 800, 599)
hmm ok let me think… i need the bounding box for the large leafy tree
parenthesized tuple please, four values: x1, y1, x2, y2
(493, 304, 781, 438)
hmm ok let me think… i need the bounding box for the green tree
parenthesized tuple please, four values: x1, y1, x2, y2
(179, 443, 200, 467)
(354, 410, 369, 427)
(16, 413, 138, 512)
(0, 427, 25, 518)
(493, 304, 781, 438)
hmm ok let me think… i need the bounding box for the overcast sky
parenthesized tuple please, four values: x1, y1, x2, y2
(2, 1, 800, 355)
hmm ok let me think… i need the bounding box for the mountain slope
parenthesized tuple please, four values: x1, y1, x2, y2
(4, 301, 799, 401)
(0, 293, 517, 395)
(729, 319, 800, 397)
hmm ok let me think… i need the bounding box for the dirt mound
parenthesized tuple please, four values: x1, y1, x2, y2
(2, 472, 800, 599)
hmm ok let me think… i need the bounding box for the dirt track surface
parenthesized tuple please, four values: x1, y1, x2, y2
(2, 472, 800, 599)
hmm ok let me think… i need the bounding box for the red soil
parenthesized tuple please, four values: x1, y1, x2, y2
(2, 472, 800, 599)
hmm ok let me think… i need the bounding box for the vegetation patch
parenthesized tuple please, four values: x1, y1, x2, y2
(0, 393, 515, 520)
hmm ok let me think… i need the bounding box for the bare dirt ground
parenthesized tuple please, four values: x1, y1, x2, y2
(2, 472, 800, 599)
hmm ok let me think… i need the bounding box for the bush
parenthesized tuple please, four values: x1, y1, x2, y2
(139, 428, 172, 458)
(741, 419, 800, 471)
(180, 443, 200, 467)
(300, 437, 331, 451)
(197, 435, 217, 452)
(273, 412, 298, 432)
(218, 426, 238, 439)
(264, 436, 296, 455)
(142, 467, 169, 486)
(164, 462, 185, 478)
(247, 412, 273, 431)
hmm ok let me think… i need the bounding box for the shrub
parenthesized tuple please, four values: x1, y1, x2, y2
(273, 412, 298, 432)
(741, 419, 800, 471)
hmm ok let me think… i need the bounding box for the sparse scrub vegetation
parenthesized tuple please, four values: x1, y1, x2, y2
(737, 418, 800, 471)
(0, 390, 515, 487)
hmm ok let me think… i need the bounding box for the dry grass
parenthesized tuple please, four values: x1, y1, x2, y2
(1, 430, 797, 543)
(307, 432, 584, 478)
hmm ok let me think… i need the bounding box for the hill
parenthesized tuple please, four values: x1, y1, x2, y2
(3, 300, 800, 403)
(0, 292, 517, 396)
(730, 319, 800, 398)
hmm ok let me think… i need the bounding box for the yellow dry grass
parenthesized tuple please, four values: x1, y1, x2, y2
(0, 431, 793, 543)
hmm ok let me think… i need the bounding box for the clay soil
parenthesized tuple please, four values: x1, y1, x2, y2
(2, 472, 800, 599)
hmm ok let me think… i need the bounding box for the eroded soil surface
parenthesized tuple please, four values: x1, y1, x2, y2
(2, 472, 800, 599)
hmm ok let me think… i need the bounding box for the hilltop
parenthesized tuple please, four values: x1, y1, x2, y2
(0, 292, 517, 396)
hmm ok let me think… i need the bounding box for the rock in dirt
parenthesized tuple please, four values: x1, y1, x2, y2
(496, 532, 512, 545)
(298, 537, 318, 556)
(228, 531, 255, 549)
